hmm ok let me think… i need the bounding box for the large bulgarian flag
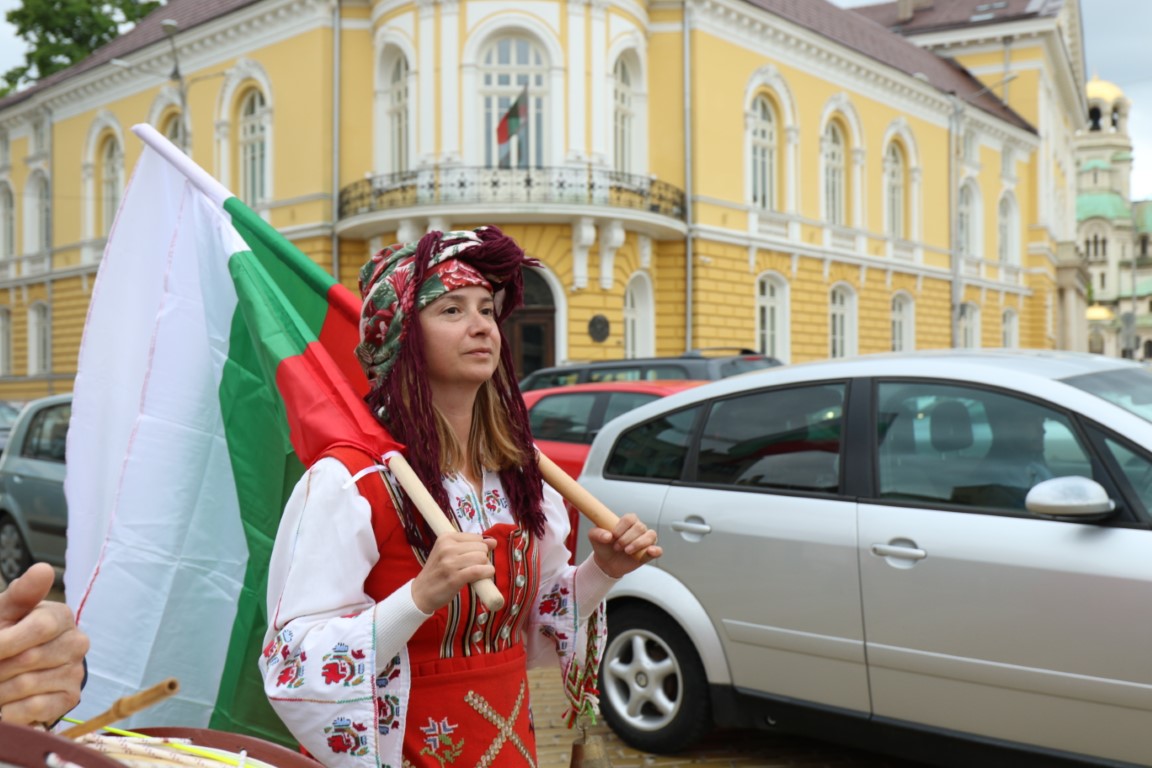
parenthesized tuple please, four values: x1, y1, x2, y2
(63, 124, 397, 743)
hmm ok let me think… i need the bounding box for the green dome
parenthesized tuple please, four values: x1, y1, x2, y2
(1078, 191, 1131, 222)
(1113, 152, 1134, 162)
(1081, 158, 1112, 171)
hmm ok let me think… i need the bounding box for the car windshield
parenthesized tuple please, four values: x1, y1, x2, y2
(1064, 367, 1152, 423)
(0, 402, 20, 429)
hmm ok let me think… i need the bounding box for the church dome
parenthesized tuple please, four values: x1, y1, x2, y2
(1087, 75, 1125, 104)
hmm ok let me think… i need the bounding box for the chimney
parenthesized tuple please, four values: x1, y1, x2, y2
(897, 0, 915, 22)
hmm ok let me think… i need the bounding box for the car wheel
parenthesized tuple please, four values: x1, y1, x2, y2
(599, 604, 712, 753)
(0, 514, 31, 583)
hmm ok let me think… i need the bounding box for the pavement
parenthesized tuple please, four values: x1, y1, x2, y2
(527, 667, 922, 768)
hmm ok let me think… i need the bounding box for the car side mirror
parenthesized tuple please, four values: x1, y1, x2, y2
(1025, 476, 1116, 521)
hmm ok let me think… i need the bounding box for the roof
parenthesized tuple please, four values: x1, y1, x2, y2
(1077, 191, 1131, 222)
(851, 0, 1059, 35)
(1134, 201, 1152, 233)
(747, 0, 1034, 132)
(1086, 74, 1125, 104)
(0, 0, 262, 111)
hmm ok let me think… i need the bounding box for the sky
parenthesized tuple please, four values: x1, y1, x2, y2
(0, 0, 1148, 196)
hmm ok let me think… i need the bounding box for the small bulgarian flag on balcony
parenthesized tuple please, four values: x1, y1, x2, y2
(497, 83, 529, 145)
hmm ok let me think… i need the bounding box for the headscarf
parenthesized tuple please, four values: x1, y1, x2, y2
(356, 227, 545, 549)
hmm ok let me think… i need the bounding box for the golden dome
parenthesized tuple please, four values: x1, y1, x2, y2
(1087, 75, 1125, 105)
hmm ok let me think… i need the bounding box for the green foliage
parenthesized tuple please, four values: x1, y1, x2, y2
(0, 0, 161, 96)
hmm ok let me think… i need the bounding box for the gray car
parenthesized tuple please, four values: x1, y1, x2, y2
(577, 350, 1152, 767)
(0, 393, 71, 582)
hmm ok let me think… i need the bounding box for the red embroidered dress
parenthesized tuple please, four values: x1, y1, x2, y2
(261, 454, 612, 768)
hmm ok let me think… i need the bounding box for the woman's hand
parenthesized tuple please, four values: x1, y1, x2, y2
(588, 513, 662, 579)
(411, 532, 497, 614)
(0, 562, 89, 726)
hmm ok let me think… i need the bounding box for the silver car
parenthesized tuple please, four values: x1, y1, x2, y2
(577, 350, 1152, 767)
(0, 393, 71, 582)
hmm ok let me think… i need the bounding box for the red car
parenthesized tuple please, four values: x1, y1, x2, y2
(523, 380, 703, 557)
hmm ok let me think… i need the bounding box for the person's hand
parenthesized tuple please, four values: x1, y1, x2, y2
(0, 562, 89, 726)
(411, 532, 497, 614)
(588, 513, 662, 579)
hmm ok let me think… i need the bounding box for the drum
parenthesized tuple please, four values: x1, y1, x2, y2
(0, 722, 318, 767)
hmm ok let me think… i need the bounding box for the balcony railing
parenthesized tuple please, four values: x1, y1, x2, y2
(340, 166, 686, 221)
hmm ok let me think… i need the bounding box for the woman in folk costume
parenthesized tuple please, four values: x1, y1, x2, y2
(260, 226, 660, 767)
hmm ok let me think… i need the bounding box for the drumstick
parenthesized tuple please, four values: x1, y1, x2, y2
(535, 451, 648, 561)
(60, 678, 180, 740)
(385, 451, 506, 611)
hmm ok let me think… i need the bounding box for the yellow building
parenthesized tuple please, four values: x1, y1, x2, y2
(0, 0, 1086, 399)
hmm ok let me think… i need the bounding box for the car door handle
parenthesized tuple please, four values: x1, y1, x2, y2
(871, 543, 926, 561)
(670, 520, 712, 535)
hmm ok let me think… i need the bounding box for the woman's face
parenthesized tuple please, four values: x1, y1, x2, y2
(419, 285, 501, 395)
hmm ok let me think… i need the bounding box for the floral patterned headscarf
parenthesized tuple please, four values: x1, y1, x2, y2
(355, 227, 546, 546)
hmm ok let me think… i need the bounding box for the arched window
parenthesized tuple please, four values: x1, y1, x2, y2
(27, 302, 49, 375)
(998, 193, 1018, 265)
(238, 89, 268, 206)
(623, 273, 654, 358)
(161, 110, 184, 151)
(755, 273, 789, 362)
(0, 308, 10, 376)
(891, 293, 914, 352)
(388, 56, 409, 174)
(885, 142, 906, 239)
(1002, 308, 1018, 348)
(100, 136, 123, 235)
(829, 284, 856, 358)
(823, 122, 846, 226)
(750, 95, 777, 210)
(24, 172, 50, 269)
(959, 302, 981, 349)
(613, 57, 635, 175)
(481, 37, 546, 168)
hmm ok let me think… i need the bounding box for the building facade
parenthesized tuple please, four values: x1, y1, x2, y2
(0, 0, 1087, 400)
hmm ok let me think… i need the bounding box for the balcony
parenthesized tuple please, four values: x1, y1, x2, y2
(337, 166, 687, 240)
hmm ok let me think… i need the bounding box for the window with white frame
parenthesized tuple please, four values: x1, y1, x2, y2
(27, 302, 49, 374)
(238, 89, 268, 206)
(388, 56, 409, 174)
(0, 308, 10, 375)
(959, 302, 980, 348)
(481, 36, 546, 169)
(750, 95, 777, 210)
(101, 136, 123, 235)
(997, 193, 1018, 265)
(162, 111, 184, 151)
(613, 57, 635, 175)
(0, 130, 8, 166)
(891, 293, 914, 352)
(0, 184, 12, 272)
(823, 122, 846, 226)
(755, 273, 788, 361)
(24, 172, 50, 259)
(1002, 308, 1018, 348)
(829, 284, 856, 358)
(623, 273, 654, 358)
(885, 142, 906, 239)
(957, 182, 975, 258)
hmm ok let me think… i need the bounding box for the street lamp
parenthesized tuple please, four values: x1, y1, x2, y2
(948, 72, 1018, 347)
(160, 19, 189, 153)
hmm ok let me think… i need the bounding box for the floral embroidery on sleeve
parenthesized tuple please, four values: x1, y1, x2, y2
(322, 643, 368, 686)
(325, 716, 371, 757)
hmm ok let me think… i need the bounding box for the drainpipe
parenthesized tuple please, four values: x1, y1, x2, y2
(682, 0, 694, 352)
(330, 0, 342, 279)
(46, 104, 54, 394)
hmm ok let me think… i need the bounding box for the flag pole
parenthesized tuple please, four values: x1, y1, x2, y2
(132, 124, 230, 207)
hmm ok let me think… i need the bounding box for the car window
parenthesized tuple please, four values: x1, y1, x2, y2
(523, 371, 580, 390)
(695, 384, 845, 491)
(529, 393, 597, 444)
(876, 382, 1093, 511)
(606, 406, 702, 480)
(22, 403, 71, 463)
(1096, 434, 1152, 516)
(715, 356, 776, 378)
(602, 392, 660, 425)
(0, 402, 20, 429)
